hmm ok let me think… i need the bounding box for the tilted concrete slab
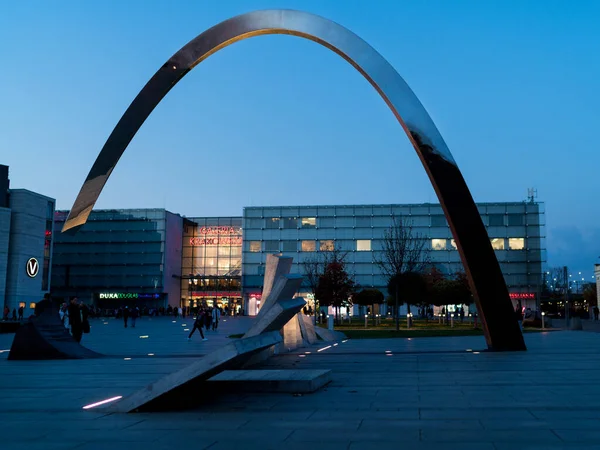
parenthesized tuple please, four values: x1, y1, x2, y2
(257, 273, 304, 320)
(314, 326, 347, 342)
(244, 297, 306, 338)
(9, 301, 103, 360)
(208, 369, 332, 393)
(299, 313, 318, 344)
(282, 312, 305, 351)
(261, 254, 293, 304)
(108, 331, 283, 413)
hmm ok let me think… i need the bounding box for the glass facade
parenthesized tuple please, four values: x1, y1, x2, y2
(181, 217, 242, 312)
(242, 202, 546, 312)
(51, 209, 181, 308)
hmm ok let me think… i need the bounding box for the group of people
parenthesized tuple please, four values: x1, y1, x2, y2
(59, 297, 91, 343)
(2, 305, 24, 322)
(187, 307, 221, 341)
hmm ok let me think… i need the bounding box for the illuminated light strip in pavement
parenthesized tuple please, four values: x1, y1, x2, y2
(0, 349, 10, 354)
(473, 352, 480, 354)
(342, 340, 348, 343)
(139, 335, 149, 339)
(148, 353, 155, 356)
(386, 353, 393, 356)
(333, 343, 339, 346)
(83, 396, 123, 410)
(317, 345, 332, 352)
(124, 357, 132, 360)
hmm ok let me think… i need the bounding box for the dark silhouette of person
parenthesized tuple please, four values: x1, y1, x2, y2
(593, 305, 599, 321)
(123, 306, 129, 328)
(68, 297, 83, 343)
(188, 310, 207, 341)
(11, 308, 16, 321)
(18, 306, 23, 321)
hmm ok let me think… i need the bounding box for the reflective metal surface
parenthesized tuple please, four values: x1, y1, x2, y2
(63, 9, 525, 351)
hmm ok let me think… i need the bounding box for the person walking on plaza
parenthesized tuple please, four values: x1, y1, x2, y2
(11, 308, 17, 321)
(123, 306, 130, 328)
(18, 306, 24, 321)
(204, 308, 212, 331)
(2, 306, 9, 321)
(212, 306, 221, 331)
(188, 310, 207, 341)
(593, 305, 599, 321)
(130, 306, 139, 328)
(515, 302, 523, 331)
(68, 297, 83, 343)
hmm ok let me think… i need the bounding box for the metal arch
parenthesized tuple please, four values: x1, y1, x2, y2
(62, 9, 525, 351)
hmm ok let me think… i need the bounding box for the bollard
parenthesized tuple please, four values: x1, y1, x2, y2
(451, 313, 454, 328)
(364, 314, 368, 328)
(541, 311, 545, 330)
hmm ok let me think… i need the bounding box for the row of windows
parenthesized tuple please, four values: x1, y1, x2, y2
(246, 214, 530, 229)
(248, 238, 526, 253)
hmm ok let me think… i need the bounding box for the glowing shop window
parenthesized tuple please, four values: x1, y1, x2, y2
(450, 239, 457, 250)
(509, 238, 525, 250)
(301, 217, 316, 228)
(301, 240, 316, 252)
(491, 238, 505, 250)
(431, 239, 447, 250)
(319, 240, 334, 251)
(249, 241, 261, 252)
(19, 302, 25, 308)
(356, 240, 371, 251)
(29, 303, 36, 309)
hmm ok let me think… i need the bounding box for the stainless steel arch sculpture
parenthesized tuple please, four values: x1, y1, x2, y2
(62, 9, 525, 351)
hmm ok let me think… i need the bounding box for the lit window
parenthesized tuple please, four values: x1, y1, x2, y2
(265, 218, 280, 229)
(301, 240, 316, 252)
(249, 241, 261, 252)
(29, 303, 36, 309)
(509, 238, 525, 250)
(19, 302, 26, 308)
(450, 239, 457, 250)
(356, 240, 371, 251)
(301, 217, 316, 228)
(320, 240, 334, 251)
(431, 239, 447, 250)
(491, 238, 505, 250)
(265, 241, 279, 252)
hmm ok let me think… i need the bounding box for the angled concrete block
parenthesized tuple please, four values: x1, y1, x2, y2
(244, 297, 306, 338)
(258, 273, 303, 319)
(282, 312, 305, 350)
(299, 313, 318, 345)
(109, 331, 283, 412)
(261, 254, 293, 302)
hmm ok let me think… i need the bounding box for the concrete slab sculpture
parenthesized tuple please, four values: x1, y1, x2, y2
(111, 297, 306, 412)
(60, 9, 525, 351)
(8, 300, 102, 360)
(208, 369, 332, 393)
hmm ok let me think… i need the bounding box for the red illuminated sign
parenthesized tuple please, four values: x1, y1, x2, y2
(190, 237, 242, 246)
(199, 226, 240, 235)
(191, 291, 240, 298)
(509, 293, 535, 299)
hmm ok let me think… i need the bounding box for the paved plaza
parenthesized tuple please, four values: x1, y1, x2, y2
(1, 317, 600, 449)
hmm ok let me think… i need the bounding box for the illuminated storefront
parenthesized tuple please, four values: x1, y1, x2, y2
(181, 218, 242, 312)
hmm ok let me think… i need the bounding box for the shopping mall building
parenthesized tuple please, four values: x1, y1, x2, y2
(51, 201, 545, 314)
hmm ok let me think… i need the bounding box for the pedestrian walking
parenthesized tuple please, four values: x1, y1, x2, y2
(593, 305, 599, 321)
(131, 306, 139, 328)
(212, 306, 221, 331)
(68, 297, 83, 343)
(515, 303, 523, 331)
(123, 306, 129, 328)
(11, 308, 17, 321)
(204, 308, 213, 331)
(18, 306, 24, 321)
(188, 311, 207, 341)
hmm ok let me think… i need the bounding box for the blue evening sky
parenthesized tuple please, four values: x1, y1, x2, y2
(1, 1, 598, 277)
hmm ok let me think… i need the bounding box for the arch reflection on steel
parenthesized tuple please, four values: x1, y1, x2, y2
(62, 9, 525, 351)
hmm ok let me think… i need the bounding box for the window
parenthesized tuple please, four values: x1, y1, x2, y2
(431, 239, 447, 250)
(301, 217, 316, 228)
(356, 240, 371, 251)
(319, 217, 334, 228)
(431, 215, 447, 227)
(319, 240, 334, 251)
(450, 239, 457, 250)
(508, 214, 524, 226)
(509, 238, 525, 250)
(490, 238, 505, 250)
(249, 241, 261, 252)
(355, 217, 371, 227)
(282, 240, 297, 252)
(282, 217, 297, 229)
(245, 218, 262, 228)
(264, 241, 279, 252)
(265, 218, 280, 229)
(301, 240, 316, 252)
(489, 214, 505, 226)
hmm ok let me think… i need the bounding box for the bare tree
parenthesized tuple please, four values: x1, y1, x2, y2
(374, 216, 431, 330)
